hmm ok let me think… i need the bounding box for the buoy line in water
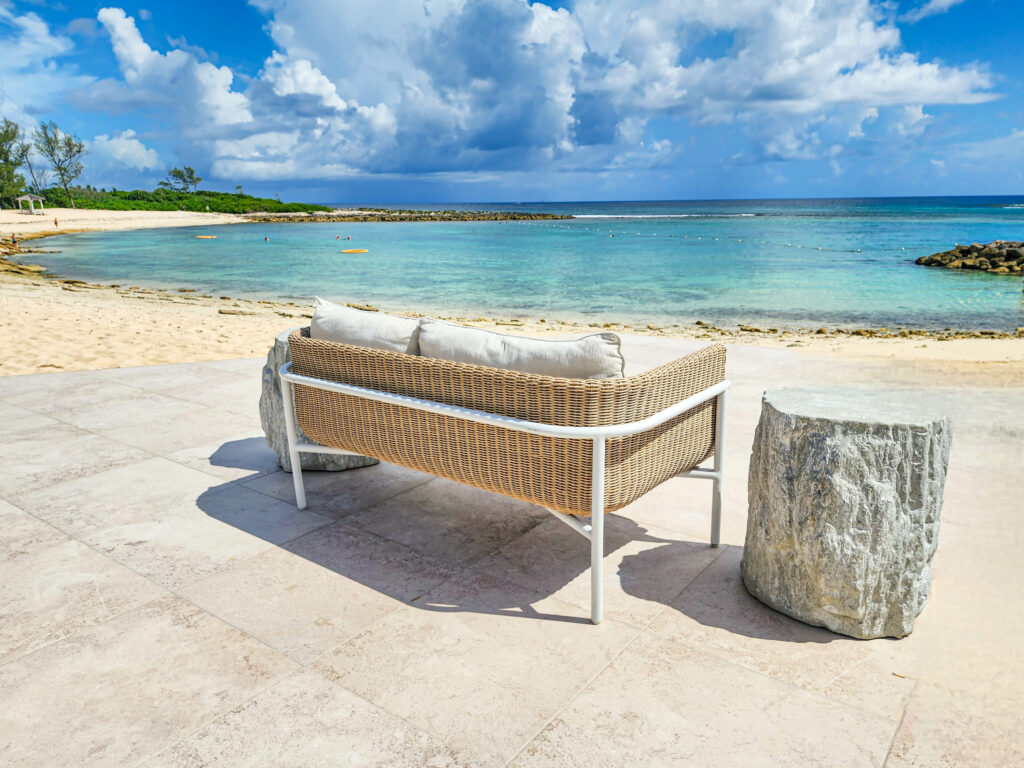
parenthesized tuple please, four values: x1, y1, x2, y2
(528, 221, 870, 254)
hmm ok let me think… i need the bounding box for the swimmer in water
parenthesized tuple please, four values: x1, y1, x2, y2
(264, 236, 269, 242)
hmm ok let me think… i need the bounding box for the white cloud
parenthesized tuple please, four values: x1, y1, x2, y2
(0, 4, 89, 124)
(18, 0, 995, 187)
(91, 129, 160, 170)
(900, 0, 967, 25)
(92, 7, 251, 126)
(849, 107, 878, 137)
(895, 104, 931, 136)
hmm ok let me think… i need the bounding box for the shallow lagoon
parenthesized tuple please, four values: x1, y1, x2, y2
(38, 197, 1024, 330)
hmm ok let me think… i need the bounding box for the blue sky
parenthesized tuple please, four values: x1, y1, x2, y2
(1, 0, 1021, 203)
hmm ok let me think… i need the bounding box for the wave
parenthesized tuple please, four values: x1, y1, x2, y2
(572, 213, 761, 219)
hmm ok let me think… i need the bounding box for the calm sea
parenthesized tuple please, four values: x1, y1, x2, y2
(37, 197, 1024, 330)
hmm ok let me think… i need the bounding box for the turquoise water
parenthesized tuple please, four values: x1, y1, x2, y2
(36, 197, 1024, 330)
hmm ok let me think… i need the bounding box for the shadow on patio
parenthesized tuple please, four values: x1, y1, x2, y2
(197, 437, 841, 642)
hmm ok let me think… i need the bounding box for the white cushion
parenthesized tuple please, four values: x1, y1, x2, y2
(310, 298, 421, 355)
(418, 319, 624, 379)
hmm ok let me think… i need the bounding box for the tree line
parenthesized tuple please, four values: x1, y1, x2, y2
(0, 119, 85, 208)
(0, 116, 229, 209)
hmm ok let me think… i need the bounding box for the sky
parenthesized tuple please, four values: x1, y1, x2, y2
(1, 0, 1022, 203)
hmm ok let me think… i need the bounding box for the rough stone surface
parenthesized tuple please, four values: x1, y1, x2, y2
(915, 239, 1024, 275)
(259, 329, 378, 473)
(742, 389, 952, 639)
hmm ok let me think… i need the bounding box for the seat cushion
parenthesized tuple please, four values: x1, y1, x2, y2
(418, 318, 624, 379)
(310, 298, 421, 355)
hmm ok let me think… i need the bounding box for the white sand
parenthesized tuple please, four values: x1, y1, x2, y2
(0, 276, 1022, 378)
(0, 208, 1022, 377)
(0, 207, 245, 237)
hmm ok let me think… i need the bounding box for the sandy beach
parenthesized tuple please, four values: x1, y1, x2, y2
(0, 207, 247, 237)
(1, 209, 1023, 377)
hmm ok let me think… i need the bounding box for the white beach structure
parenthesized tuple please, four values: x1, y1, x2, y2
(15, 193, 45, 215)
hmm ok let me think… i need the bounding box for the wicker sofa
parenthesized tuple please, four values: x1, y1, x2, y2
(280, 327, 730, 624)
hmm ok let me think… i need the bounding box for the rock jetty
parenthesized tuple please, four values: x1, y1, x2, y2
(244, 208, 571, 223)
(915, 241, 1024, 275)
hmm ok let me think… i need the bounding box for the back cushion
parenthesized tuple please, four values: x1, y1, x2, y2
(311, 298, 421, 355)
(418, 318, 624, 379)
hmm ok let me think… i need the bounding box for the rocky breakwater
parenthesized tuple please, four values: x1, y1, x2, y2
(915, 241, 1024, 275)
(244, 209, 571, 223)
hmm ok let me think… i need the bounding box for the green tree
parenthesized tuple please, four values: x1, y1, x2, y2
(158, 165, 202, 193)
(17, 134, 48, 195)
(0, 118, 27, 208)
(33, 121, 86, 208)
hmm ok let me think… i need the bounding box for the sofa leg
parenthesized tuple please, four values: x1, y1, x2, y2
(710, 391, 726, 548)
(591, 438, 605, 625)
(279, 375, 307, 510)
(710, 476, 721, 548)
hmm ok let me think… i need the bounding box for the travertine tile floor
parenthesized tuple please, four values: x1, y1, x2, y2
(0, 338, 1020, 767)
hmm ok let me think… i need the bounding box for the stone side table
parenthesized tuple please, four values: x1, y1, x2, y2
(259, 328, 378, 473)
(742, 389, 951, 639)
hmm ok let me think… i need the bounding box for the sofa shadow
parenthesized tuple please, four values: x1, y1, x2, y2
(197, 448, 840, 642)
(207, 437, 279, 472)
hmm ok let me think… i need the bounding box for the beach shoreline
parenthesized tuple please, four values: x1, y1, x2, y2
(2, 208, 1023, 376)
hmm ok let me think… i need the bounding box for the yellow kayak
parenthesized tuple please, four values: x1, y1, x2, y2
(341, 248, 368, 253)
(195, 235, 217, 239)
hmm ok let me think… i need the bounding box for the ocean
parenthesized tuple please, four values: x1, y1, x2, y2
(37, 197, 1024, 330)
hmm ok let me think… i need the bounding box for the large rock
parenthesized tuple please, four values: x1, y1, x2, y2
(915, 240, 1024, 275)
(742, 389, 951, 639)
(259, 328, 378, 473)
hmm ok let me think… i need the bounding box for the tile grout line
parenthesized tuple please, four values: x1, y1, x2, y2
(130, 667, 303, 768)
(882, 679, 918, 768)
(500, 623, 645, 768)
(499, 548, 730, 766)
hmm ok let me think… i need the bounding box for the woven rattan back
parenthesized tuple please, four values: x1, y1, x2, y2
(289, 328, 725, 516)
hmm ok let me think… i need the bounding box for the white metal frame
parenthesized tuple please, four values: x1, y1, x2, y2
(280, 362, 730, 624)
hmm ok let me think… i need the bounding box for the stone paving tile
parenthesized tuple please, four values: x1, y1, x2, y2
(647, 546, 915, 721)
(0, 367, 115, 399)
(466, 515, 722, 627)
(104, 362, 244, 393)
(244, 461, 434, 519)
(201, 356, 264, 375)
(83, 483, 332, 590)
(142, 669, 472, 768)
(0, 400, 44, 422)
(4, 378, 144, 413)
(16, 456, 231, 537)
(17, 456, 332, 589)
(884, 681, 1023, 768)
(180, 523, 456, 664)
(344, 476, 550, 569)
(0, 499, 68, 564)
(511, 633, 897, 768)
(0, 595, 297, 768)
(96, 406, 259, 456)
(0, 538, 167, 664)
(314, 570, 639, 766)
(157, 373, 263, 415)
(0, 421, 150, 505)
(48, 390, 207, 433)
(167, 432, 281, 483)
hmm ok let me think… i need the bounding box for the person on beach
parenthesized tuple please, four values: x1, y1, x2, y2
(54, 217, 59, 229)
(12, 234, 19, 251)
